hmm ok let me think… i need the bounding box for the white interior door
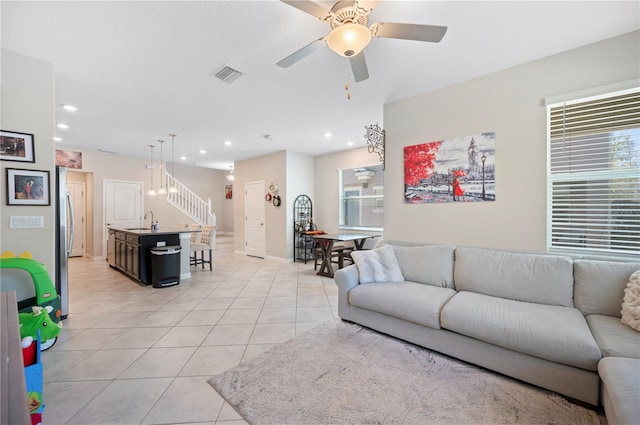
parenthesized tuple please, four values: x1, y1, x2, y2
(245, 181, 265, 258)
(104, 179, 143, 255)
(67, 181, 85, 257)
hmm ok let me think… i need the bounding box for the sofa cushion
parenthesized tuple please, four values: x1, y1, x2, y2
(586, 314, 640, 359)
(441, 291, 602, 370)
(574, 259, 640, 317)
(349, 281, 456, 329)
(621, 270, 640, 331)
(390, 245, 455, 289)
(598, 357, 640, 425)
(454, 247, 574, 307)
(351, 245, 404, 284)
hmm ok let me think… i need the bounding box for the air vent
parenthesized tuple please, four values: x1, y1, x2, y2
(212, 65, 243, 84)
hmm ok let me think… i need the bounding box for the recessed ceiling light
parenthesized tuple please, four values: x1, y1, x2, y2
(224, 141, 232, 146)
(180, 156, 187, 161)
(54, 136, 62, 142)
(199, 149, 206, 154)
(324, 132, 332, 138)
(62, 104, 78, 112)
(57, 123, 69, 129)
(346, 140, 354, 146)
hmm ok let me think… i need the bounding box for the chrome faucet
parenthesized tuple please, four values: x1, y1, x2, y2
(144, 210, 154, 224)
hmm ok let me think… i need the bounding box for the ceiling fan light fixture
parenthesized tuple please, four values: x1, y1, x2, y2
(326, 23, 371, 57)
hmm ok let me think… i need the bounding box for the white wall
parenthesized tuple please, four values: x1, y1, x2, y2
(313, 146, 382, 234)
(0, 50, 55, 272)
(234, 151, 288, 258)
(383, 31, 640, 253)
(286, 151, 314, 260)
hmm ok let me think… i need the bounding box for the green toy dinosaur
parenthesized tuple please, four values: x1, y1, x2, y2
(19, 305, 62, 351)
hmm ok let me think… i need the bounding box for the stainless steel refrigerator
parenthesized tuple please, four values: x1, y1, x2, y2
(55, 166, 74, 319)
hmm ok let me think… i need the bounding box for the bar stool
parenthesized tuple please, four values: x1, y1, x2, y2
(190, 224, 216, 270)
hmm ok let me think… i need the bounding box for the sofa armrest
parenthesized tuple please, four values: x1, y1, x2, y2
(334, 264, 360, 320)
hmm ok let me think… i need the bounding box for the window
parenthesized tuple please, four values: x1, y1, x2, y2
(339, 164, 384, 230)
(547, 88, 640, 258)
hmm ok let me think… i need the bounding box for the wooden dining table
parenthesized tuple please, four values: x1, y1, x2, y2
(312, 233, 381, 278)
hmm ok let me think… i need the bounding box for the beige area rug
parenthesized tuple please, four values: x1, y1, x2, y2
(209, 322, 603, 425)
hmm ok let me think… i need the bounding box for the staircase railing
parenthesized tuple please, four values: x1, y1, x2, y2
(166, 173, 215, 225)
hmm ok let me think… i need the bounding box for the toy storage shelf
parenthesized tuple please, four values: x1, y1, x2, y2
(0, 291, 31, 424)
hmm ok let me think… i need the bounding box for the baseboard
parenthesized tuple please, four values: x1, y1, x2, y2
(264, 255, 293, 263)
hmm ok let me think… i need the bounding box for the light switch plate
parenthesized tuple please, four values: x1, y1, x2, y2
(10, 216, 44, 229)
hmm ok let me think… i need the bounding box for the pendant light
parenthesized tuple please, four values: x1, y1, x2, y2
(147, 144, 156, 196)
(168, 133, 177, 193)
(157, 139, 166, 195)
(226, 165, 235, 181)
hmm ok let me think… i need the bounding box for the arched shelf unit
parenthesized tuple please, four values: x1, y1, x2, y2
(293, 194, 314, 263)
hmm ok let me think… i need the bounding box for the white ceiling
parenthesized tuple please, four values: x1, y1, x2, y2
(2, 1, 638, 170)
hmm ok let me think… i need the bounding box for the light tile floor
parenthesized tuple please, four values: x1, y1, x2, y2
(43, 235, 339, 424)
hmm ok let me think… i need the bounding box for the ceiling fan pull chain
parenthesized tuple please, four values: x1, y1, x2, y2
(345, 61, 352, 100)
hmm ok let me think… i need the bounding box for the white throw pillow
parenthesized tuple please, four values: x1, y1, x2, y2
(621, 270, 640, 332)
(351, 245, 404, 284)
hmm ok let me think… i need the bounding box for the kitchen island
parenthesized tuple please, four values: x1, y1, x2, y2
(107, 227, 196, 284)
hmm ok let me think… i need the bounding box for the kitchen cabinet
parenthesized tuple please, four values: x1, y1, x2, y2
(108, 228, 180, 284)
(125, 234, 140, 279)
(111, 230, 139, 280)
(114, 231, 126, 271)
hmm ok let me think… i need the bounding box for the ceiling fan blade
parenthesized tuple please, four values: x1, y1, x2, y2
(349, 51, 369, 82)
(355, 0, 378, 13)
(280, 0, 331, 21)
(277, 37, 326, 68)
(373, 22, 448, 43)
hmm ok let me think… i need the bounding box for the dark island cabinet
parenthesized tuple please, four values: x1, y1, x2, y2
(108, 229, 180, 284)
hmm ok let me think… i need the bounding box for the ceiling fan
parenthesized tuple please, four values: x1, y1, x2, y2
(277, 0, 447, 82)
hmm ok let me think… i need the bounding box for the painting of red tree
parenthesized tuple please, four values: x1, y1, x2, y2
(403, 132, 496, 204)
(404, 141, 442, 186)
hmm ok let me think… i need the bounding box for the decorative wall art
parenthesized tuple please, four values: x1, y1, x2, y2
(225, 185, 233, 199)
(55, 149, 83, 169)
(364, 123, 385, 169)
(404, 132, 495, 204)
(0, 130, 35, 163)
(6, 168, 50, 206)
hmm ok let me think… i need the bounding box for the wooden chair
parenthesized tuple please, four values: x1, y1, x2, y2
(314, 242, 353, 271)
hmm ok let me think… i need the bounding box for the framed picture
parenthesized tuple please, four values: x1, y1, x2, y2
(6, 168, 50, 206)
(55, 149, 83, 169)
(404, 132, 496, 204)
(225, 185, 233, 199)
(0, 130, 35, 163)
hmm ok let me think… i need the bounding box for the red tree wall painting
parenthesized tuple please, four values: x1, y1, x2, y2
(404, 132, 496, 204)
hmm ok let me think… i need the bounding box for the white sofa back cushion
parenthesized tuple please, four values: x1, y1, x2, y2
(390, 244, 456, 289)
(454, 247, 574, 307)
(573, 259, 640, 317)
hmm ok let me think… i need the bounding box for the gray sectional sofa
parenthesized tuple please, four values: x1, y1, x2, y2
(334, 242, 640, 422)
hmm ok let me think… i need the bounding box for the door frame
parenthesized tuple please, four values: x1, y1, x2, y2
(67, 181, 86, 257)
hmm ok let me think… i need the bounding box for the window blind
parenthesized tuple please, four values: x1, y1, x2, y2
(547, 88, 640, 258)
